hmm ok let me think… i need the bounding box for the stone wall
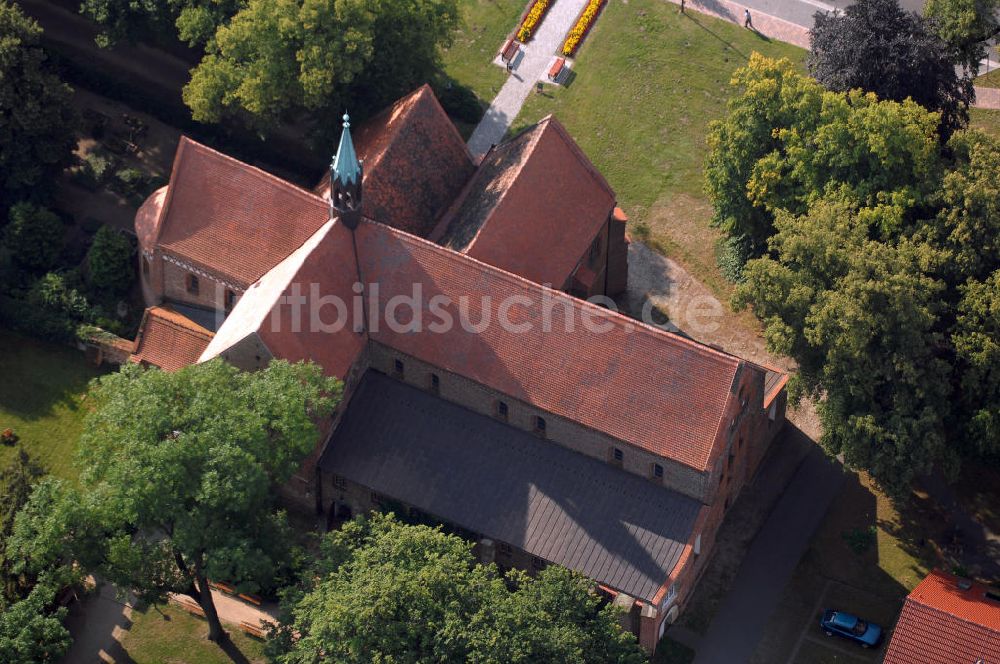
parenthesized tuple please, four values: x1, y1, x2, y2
(367, 341, 711, 501)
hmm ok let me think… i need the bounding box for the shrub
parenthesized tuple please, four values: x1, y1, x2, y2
(2, 203, 65, 275)
(517, 0, 552, 42)
(435, 84, 483, 125)
(86, 225, 134, 297)
(110, 167, 146, 196)
(77, 152, 113, 190)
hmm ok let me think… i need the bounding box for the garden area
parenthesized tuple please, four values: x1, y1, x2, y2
(510, 0, 806, 300)
(0, 329, 105, 480)
(117, 603, 267, 664)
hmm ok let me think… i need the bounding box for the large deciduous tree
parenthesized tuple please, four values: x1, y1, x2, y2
(0, 2, 78, 207)
(183, 0, 459, 140)
(2, 203, 65, 275)
(705, 54, 943, 278)
(79, 0, 244, 47)
(925, 0, 1000, 75)
(9, 359, 341, 646)
(269, 513, 646, 664)
(808, 0, 973, 138)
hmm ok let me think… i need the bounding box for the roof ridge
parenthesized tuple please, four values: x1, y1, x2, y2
(463, 121, 548, 252)
(178, 136, 328, 208)
(361, 219, 742, 368)
(540, 116, 616, 200)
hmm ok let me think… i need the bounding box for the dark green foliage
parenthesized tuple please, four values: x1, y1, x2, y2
(713, 55, 1000, 495)
(9, 360, 341, 646)
(0, 449, 43, 604)
(0, 2, 78, 206)
(269, 513, 646, 664)
(2, 203, 64, 275)
(434, 82, 484, 125)
(0, 580, 71, 663)
(86, 225, 134, 298)
(183, 0, 460, 142)
(80, 0, 243, 46)
(808, 0, 972, 138)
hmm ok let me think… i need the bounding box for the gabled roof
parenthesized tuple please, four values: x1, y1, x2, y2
(131, 306, 214, 372)
(156, 137, 329, 287)
(431, 116, 616, 288)
(358, 220, 740, 472)
(315, 85, 475, 238)
(321, 371, 704, 602)
(884, 570, 1000, 664)
(200, 218, 367, 380)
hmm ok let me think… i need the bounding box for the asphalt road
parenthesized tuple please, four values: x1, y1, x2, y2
(691, 445, 846, 664)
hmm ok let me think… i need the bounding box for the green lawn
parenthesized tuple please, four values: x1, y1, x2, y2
(976, 66, 1000, 88)
(970, 107, 1000, 138)
(511, 0, 806, 298)
(118, 604, 266, 664)
(0, 329, 105, 480)
(441, 0, 525, 135)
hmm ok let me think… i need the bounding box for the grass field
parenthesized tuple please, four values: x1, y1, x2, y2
(118, 604, 266, 664)
(441, 0, 525, 136)
(510, 0, 806, 298)
(0, 329, 105, 480)
(977, 66, 1000, 88)
(749, 471, 934, 663)
(970, 107, 1000, 138)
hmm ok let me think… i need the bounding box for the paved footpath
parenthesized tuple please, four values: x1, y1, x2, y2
(467, 0, 590, 157)
(668, 0, 1000, 109)
(691, 445, 845, 664)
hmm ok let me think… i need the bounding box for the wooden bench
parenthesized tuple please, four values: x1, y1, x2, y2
(209, 580, 236, 594)
(238, 592, 263, 606)
(239, 621, 267, 640)
(501, 38, 519, 62)
(177, 598, 205, 618)
(548, 57, 566, 81)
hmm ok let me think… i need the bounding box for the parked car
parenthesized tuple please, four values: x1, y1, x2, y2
(819, 609, 883, 648)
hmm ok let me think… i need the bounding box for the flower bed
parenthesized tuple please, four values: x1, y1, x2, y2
(517, 0, 552, 42)
(562, 0, 605, 56)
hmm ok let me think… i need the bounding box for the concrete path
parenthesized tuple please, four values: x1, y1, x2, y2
(61, 581, 135, 664)
(467, 0, 590, 157)
(691, 446, 846, 664)
(668, 0, 1000, 109)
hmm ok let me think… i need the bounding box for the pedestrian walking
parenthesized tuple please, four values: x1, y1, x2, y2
(744, 8, 753, 28)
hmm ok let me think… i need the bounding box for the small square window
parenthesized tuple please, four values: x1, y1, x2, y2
(430, 373, 440, 393)
(653, 463, 664, 479)
(612, 447, 624, 465)
(393, 359, 404, 376)
(534, 416, 546, 434)
(225, 289, 237, 311)
(332, 475, 346, 490)
(497, 401, 508, 420)
(186, 273, 199, 295)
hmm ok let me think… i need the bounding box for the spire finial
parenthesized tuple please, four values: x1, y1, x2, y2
(342, 112, 350, 128)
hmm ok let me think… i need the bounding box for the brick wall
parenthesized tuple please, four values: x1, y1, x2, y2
(367, 341, 711, 501)
(606, 207, 629, 296)
(158, 253, 243, 313)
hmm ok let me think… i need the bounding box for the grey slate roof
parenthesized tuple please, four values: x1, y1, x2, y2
(319, 371, 703, 602)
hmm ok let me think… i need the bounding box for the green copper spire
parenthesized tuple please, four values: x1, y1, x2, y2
(331, 113, 361, 186)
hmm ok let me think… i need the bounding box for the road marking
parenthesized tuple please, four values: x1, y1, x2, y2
(790, 0, 837, 13)
(785, 579, 831, 664)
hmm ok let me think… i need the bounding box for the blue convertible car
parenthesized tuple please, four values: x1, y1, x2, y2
(819, 610, 883, 648)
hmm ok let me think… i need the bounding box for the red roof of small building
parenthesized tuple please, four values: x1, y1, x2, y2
(884, 570, 1000, 664)
(431, 116, 615, 288)
(315, 85, 475, 237)
(131, 306, 214, 372)
(156, 137, 329, 288)
(357, 220, 739, 471)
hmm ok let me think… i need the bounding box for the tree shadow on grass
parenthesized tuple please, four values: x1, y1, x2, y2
(682, 13, 750, 61)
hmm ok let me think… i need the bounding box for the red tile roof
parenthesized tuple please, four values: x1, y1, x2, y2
(431, 116, 615, 288)
(884, 570, 1000, 664)
(156, 137, 329, 287)
(315, 85, 475, 237)
(256, 220, 368, 380)
(131, 306, 214, 372)
(357, 220, 739, 471)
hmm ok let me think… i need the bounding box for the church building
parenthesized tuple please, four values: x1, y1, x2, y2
(129, 85, 787, 653)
